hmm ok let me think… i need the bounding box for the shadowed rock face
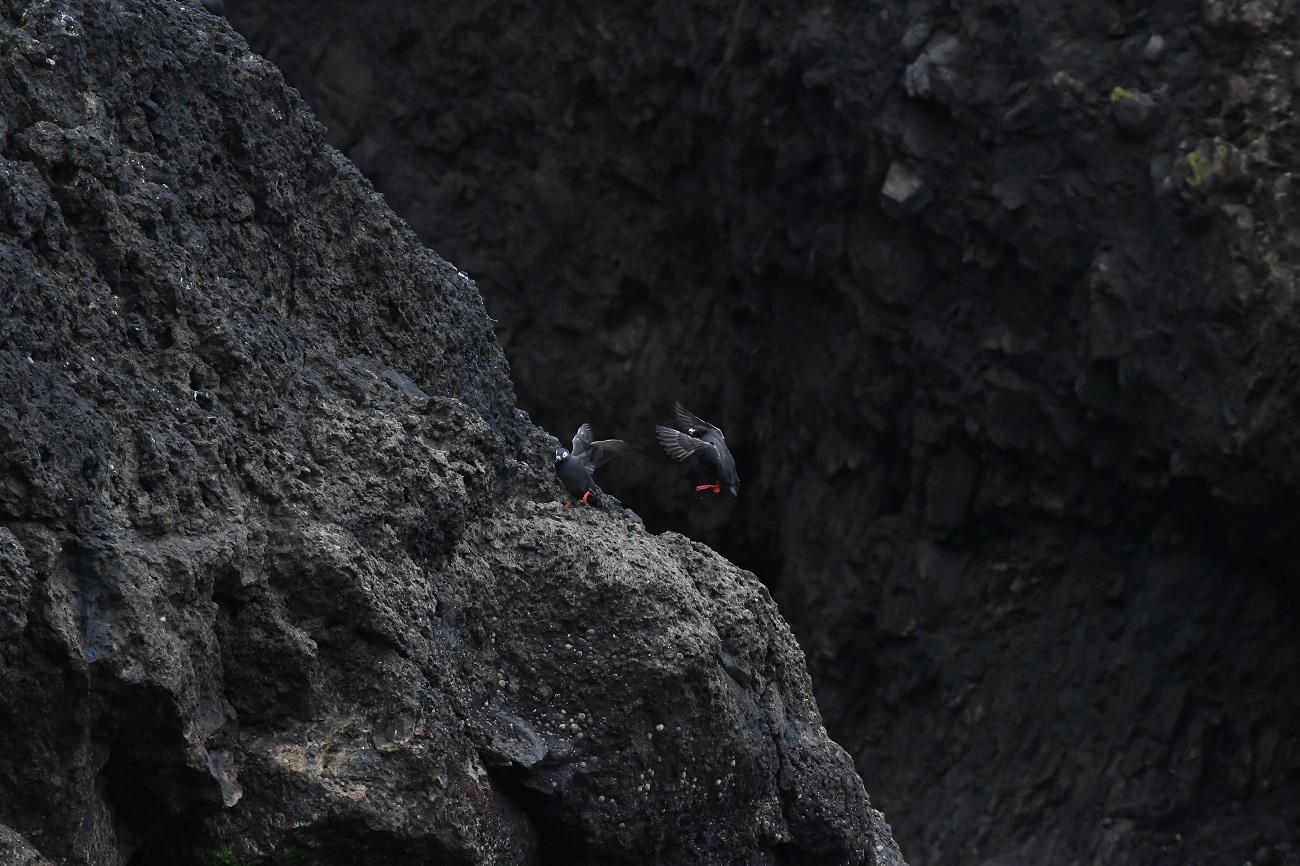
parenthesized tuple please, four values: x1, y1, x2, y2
(221, 0, 1300, 865)
(0, 2, 899, 865)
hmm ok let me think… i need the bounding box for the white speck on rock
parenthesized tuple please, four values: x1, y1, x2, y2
(881, 161, 927, 209)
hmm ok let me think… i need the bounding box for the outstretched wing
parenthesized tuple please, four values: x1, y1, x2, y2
(656, 425, 716, 466)
(582, 438, 639, 471)
(673, 402, 722, 438)
(572, 423, 595, 456)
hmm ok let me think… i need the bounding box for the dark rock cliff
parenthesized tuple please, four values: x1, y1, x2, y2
(222, 1, 1300, 865)
(0, 2, 899, 864)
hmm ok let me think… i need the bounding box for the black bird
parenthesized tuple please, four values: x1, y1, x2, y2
(554, 423, 638, 506)
(655, 402, 739, 497)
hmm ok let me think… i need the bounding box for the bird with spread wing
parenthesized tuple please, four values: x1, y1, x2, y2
(655, 402, 739, 497)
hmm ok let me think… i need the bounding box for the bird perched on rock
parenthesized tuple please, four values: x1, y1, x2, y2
(554, 423, 638, 506)
(655, 402, 739, 497)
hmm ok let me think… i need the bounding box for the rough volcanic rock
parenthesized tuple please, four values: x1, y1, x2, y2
(0, 2, 898, 865)
(224, 0, 1300, 865)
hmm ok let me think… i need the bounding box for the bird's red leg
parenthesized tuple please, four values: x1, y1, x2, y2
(564, 501, 573, 507)
(695, 483, 722, 494)
(581, 490, 595, 505)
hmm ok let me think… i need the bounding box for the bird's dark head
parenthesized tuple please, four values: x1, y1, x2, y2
(554, 447, 569, 463)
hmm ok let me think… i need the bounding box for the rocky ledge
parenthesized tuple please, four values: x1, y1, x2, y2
(0, 2, 900, 864)
(219, 1, 1300, 864)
